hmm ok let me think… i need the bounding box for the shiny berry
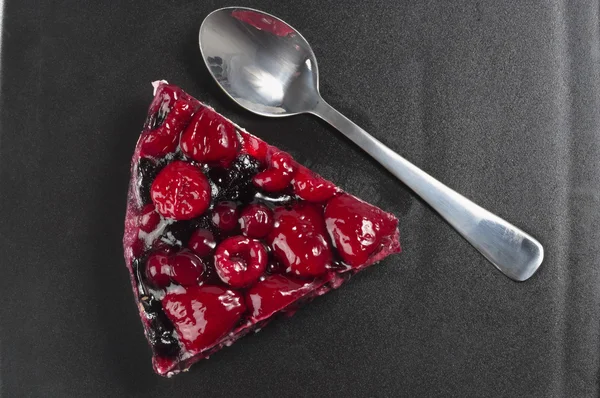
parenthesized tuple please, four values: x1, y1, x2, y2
(211, 202, 239, 232)
(214, 236, 268, 288)
(150, 161, 211, 220)
(139, 204, 161, 233)
(163, 286, 246, 354)
(240, 131, 269, 163)
(180, 108, 239, 164)
(324, 194, 400, 267)
(140, 100, 195, 158)
(292, 166, 337, 202)
(152, 240, 177, 254)
(171, 250, 206, 286)
(246, 275, 315, 322)
(145, 252, 172, 288)
(188, 229, 217, 257)
(252, 151, 296, 192)
(239, 203, 274, 238)
(267, 203, 332, 277)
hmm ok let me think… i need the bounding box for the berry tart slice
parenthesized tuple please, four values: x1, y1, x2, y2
(123, 81, 402, 377)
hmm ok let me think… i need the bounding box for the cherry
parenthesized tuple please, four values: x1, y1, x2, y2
(171, 250, 206, 286)
(214, 236, 268, 288)
(151, 161, 211, 220)
(140, 99, 195, 158)
(145, 252, 172, 288)
(139, 204, 161, 233)
(252, 151, 296, 192)
(188, 228, 217, 257)
(163, 286, 246, 354)
(211, 201, 239, 232)
(239, 203, 273, 238)
(180, 108, 239, 164)
(267, 203, 332, 277)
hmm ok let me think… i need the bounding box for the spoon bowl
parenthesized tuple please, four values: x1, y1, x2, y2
(199, 7, 544, 281)
(200, 8, 319, 116)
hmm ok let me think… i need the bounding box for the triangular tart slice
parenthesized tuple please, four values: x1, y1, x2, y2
(123, 81, 401, 377)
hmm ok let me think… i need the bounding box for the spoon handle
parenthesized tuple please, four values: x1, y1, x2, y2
(311, 99, 543, 281)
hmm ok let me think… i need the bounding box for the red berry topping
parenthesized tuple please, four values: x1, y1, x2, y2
(267, 203, 332, 277)
(324, 194, 400, 267)
(163, 286, 246, 354)
(239, 131, 269, 163)
(188, 228, 216, 257)
(140, 100, 195, 158)
(145, 252, 172, 288)
(171, 250, 206, 286)
(239, 203, 274, 238)
(246, 275, 315, 321)
(180, 108, 239, 164)
(292, 166, 337, 202)
(211, 201, 239, 232)
(214, 236, 268, 288)
(252, 151, 296, 192)
(139, 204, 161, 233)
(150, 161, 211, 220)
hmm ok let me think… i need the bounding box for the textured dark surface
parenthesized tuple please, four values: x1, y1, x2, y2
(1, 0, 599, 397)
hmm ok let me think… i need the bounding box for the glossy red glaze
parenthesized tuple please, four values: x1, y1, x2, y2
(267, 203, 332, 277)
(324, 194, 399, 267)
(240, 131, 269, 163)
(246, 275, 315, 321)
(163, 286, 246, 353)
(239, 203, 274, 238)
(171, 250, 206, 286)
(292, 166, 337, 202)
(145, 251, 172, 288)
(214, 236, 268, 288)
(252, 151, 295, 192)
(211, 201, 239, 232)
(140, 99, 195, 158)
(180, 108, 239, 164)
(188, 228, 216, 257)
(139, 204, 161, 233)
(150, 161, 211, 220)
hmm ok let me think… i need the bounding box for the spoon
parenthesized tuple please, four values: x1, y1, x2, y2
(199, 7, 544, 281)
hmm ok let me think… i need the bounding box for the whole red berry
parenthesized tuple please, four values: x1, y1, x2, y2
(214, 236, 268, 288)
(188, 228, 217, 257)
(170, 250, 206, 286)
(145, 252, 172, 288)
(180, 108, 239, 164)
(150, 161, 211, 220)
(267, 203, 332, 277)
(139, 204, 161, 233)
(211, 202, 239, 232)
(252, 151, 296, 192)
(239, 203, 274, 238)
(140, 99, 195, 158)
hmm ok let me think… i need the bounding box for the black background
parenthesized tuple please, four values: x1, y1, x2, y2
(1, 1, 599, 397)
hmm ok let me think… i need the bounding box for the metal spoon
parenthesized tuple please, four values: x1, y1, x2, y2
(199, 7, 543, 281)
